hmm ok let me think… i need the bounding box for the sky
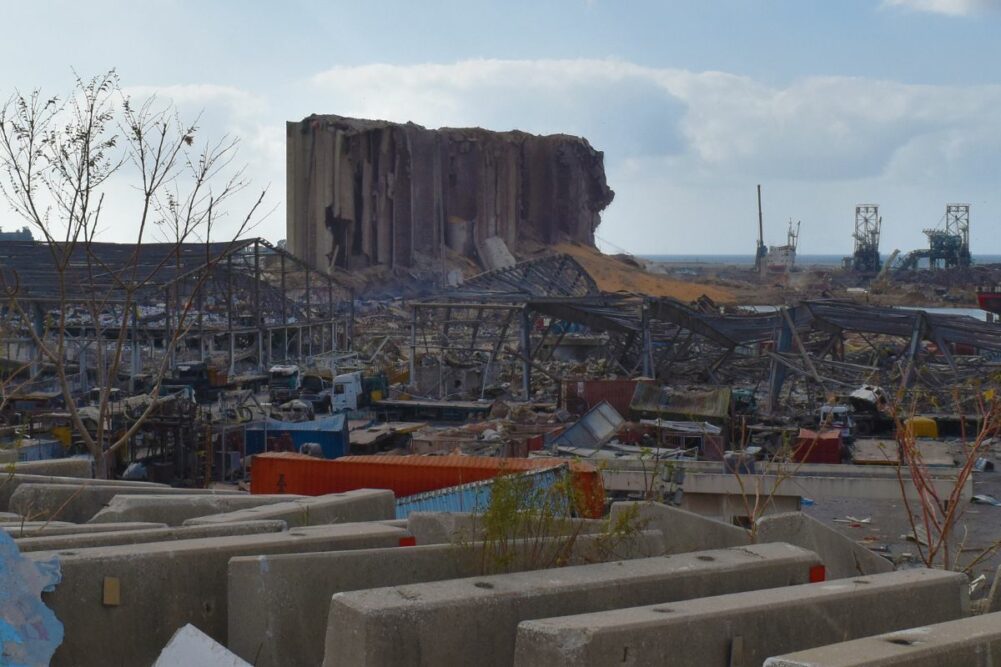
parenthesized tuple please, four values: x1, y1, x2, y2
(1, 0, 1000, 255)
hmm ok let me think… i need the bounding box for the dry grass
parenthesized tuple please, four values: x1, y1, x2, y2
(554, 243, 736, 303)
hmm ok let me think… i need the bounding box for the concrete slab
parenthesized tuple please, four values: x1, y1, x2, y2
(88, 493, 306, 526)
(987, 563, 1001, 613)
(513, 569, 969, 667)
(8, 457, 94, 478)
(16, 520, 287, 551)
(765, 610, 1001, 666)
(323, 542, 823, 667)
(184, 489, 395, 528)
(755, 511, 894, 579)
(405, 512, 607, 545)
(609, 501, 751, 554)
(230, 530, 665, 667)
(36, 522, 408, 667)
(0, 474, 165, 511)
(9, 482, 240, 522)
(2, 521, 164, 538)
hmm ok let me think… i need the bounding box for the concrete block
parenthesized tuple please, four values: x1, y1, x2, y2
(37, 522, 408, 667)
(406, 511, 607, 545)
(323, 542, 823, 667)
(88, 493, 306, 526)
(9, 457, 94, 478)
(9, 483, 240, 523)
(987, 563, 1001, 613)
(765, 610, 1001, 666)
(513, 569, 969, 667)
(231, 530, 665, 667)
(3, 520, 165, 538)
(184, 489, 395, 528)
(755, 511, 894, 579)
(0, 473, 165, 511)
(609, 501, 751, 554)
(16, 520, 287, 552)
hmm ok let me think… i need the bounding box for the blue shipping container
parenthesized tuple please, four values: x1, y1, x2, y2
(394, 465, 567, 519)
(244, 414, 349, 459)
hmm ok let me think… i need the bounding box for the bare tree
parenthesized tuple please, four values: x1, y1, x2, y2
(0, 71, 265, 475)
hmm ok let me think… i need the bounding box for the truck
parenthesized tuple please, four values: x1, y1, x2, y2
(171, 362, 229, 403)
(268, 365, 302, 403)
(325, 371, 388, 412)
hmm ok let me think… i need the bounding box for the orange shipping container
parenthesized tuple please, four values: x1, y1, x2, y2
(250, 453, 605, 518)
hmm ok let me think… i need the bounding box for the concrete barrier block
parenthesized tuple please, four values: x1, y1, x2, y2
(9, 483, 240, 522)
(231, 529, 665, 667)
(323, 542, 823, 667)
(36, 522, 408, 667)
(16, 520, 287, 551)
(609, 501, 751, 554)
(2, 521, 165, 538)
(184, 489, 395, 528)
(513, 569, 969, 667)
(987, 563, 1001, 613)
(765, 610, 1001, 666)
(754, 512, 894, 579)
(0, 474, 165, 511)
(406, 512, 608, 545)
(88, 493, 306, 526)
(9, 457, 94, 478)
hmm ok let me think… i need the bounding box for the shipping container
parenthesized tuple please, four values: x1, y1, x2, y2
(250, 453, 605, 518)
(791, 428, 843, 464)
(394, 466, 567, 518)
(562, 379, 653, 417)
(244, 414, 349, 459)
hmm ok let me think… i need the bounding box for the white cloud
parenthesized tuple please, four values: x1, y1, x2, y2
(73, 59, 1001, 254)
(882, 0, 1001, 16)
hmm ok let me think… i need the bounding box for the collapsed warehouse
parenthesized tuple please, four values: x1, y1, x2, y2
(6, 115, 1001, 665)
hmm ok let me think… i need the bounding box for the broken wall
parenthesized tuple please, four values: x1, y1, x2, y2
(286, 115, 614, 272)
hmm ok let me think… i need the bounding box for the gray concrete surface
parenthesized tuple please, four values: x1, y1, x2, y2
(9, 482, 239, 522)
(513, 569, 969, 667)
(755, 512, 894, 579)
(16, 519, 287, 551)
(36, 522, 408, 667)
(765, 610, 1001, 666)
(405, 511, 607, 545)
(230, 530, 665, 667)
(609, 501, 751, 554)
(7, 457, 93, 478)
(88, 493, 306, 526)
(184, 489, 395, 528)
(2, 520, 164, 537)
(0, 473, 165, 511)
(323, 542, 822, 667)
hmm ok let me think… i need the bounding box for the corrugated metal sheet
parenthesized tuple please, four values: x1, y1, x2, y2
(394, 466, 566, 518)
(548, 401, 623, 451)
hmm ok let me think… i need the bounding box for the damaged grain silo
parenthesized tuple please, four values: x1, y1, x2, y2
(286, 115, 614, 273)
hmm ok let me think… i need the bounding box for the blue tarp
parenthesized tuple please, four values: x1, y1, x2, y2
(244, 414, 349, 459)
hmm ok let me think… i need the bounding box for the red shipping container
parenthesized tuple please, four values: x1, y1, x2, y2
(562, 379, 652, 417)
(791, 429, 843, 464)
(250, 453, 605, 518)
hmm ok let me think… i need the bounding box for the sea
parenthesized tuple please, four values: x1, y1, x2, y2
(637, 254, 1001, 267)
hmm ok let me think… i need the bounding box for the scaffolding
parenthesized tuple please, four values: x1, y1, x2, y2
(852, 204, 882, 273)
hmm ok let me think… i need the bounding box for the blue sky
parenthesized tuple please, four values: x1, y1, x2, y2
(2, 0, 1000, 255)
